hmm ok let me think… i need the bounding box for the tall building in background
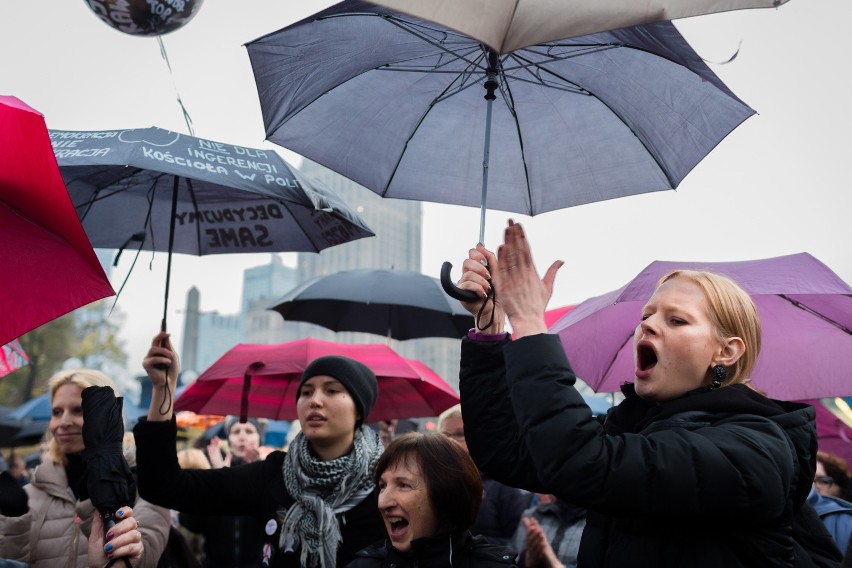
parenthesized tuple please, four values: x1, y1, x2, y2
(245, 160, 462, 391)
(183, 162, 463, 391)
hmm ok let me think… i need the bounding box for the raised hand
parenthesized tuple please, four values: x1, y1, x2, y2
(492, 220, 562, 339)
(143, 331, 180, 421)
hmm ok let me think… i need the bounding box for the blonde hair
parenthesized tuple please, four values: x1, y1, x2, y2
(658, 270, 761, 386)
(47, 369, 120, 465)
(178, 448, 212, 470)
(437, 403, 462, 431)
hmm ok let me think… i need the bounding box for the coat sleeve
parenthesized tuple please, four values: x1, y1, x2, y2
(505, 334, 796, 519)
(0, 510, 32, 562)
(459, 336, 548, 492)
(133, 417, 278, 516)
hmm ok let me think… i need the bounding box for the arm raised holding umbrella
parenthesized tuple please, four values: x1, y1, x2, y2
(455, 220, 833, 567)
(135, 332, 387, 568)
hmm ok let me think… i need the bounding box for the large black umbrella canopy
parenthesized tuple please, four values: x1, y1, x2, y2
(80, 386, 134, 525)
(51, 127, 374, 329)
(270, 268, 475, 340)
(247, 2, 754, 229)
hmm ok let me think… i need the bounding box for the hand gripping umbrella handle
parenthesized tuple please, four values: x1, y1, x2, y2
(440, 261, 480, 303)
(102, 512, 133, 567)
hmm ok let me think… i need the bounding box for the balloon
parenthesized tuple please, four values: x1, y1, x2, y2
(83, 0, 204, 36)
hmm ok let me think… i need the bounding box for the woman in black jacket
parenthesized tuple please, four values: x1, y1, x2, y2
(454, 220, 822, 567)
(348, 432, 516, 568)
(134, 335, 386, 568)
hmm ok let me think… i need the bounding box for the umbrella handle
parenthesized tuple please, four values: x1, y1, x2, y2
(102, 512, 133, 567)
(440, 261, 480, 303)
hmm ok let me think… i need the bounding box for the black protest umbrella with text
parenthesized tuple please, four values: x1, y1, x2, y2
(51, 127, 374, 333)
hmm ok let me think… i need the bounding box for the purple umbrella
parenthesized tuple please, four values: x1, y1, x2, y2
(550, 252, 852, 401)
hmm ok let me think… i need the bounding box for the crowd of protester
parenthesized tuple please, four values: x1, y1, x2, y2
(2, 222, 852, 567)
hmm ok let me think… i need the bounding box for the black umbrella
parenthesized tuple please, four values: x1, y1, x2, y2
(269, 268, 475, 340)
(81, 386, 134, 568)
(0, 418, 47, 448)
(50, 126, 374, 334)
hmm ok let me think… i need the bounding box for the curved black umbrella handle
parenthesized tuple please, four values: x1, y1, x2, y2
(440, 261, 480, 303)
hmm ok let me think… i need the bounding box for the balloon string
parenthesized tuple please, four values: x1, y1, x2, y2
(157, 36, 195, 136)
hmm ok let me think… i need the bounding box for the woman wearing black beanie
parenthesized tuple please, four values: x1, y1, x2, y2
(133, 333, 386, 568)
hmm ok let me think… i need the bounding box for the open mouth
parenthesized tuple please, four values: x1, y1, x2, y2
(637, 343, 658, 372)
(387, 516, 409, 536)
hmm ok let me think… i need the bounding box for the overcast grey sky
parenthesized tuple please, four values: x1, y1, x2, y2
(2, 1, 849, 378)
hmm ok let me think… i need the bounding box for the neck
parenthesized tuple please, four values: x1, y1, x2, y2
(310, 433, 356, 461)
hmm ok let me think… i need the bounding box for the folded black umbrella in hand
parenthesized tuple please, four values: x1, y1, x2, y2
(81, 385, 134, 559)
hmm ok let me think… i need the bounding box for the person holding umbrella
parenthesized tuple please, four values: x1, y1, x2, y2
(454, 220, 828, 567)
(0, 369, 169, 566)
(134, 331, 387, 568)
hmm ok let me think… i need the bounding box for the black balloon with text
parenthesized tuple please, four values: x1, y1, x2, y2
(83, 0, 204, 36)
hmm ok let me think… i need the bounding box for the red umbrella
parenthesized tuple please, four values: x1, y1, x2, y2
(174, 338, 459, 421)
(0, 96, 114, 346)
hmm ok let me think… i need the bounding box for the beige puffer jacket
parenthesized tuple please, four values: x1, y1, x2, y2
(0, 459, 169, 568)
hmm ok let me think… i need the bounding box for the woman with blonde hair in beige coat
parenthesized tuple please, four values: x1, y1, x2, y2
(0, 368, 170, 567)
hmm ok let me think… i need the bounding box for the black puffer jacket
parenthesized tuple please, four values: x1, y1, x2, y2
(346, 531, 516, 568)
(459, 334, 819, 567)
(134, 418, 386, 568)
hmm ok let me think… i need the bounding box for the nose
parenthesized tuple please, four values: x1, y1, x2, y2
(307, 390, 323, 407)
(639, 315, 658, 336)
(378, 487, 396, 510)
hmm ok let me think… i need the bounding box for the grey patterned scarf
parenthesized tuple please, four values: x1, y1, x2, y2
(279, 425, 383, 568)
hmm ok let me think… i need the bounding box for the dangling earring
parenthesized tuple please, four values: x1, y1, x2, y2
(711, 365, 727, 389)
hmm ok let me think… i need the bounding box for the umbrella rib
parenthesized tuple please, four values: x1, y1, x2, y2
(73, 168, 148, 220)
(778, 294, 852, 335)
(511, 46, 678, 188)
(494, 55, 534, 215)
(383, 50, 489, 196)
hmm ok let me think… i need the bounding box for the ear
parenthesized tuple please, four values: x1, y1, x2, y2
(714, 336, 745, 367)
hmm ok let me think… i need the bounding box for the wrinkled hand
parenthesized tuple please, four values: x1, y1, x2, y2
(523, 517, 564, 568)
(143, 331, 180, 392)
(493, 221, 562, 339)
(457, 244, 505, 333)
(88, 506, 144, 567)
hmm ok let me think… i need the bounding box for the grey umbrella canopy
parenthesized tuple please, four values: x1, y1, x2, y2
(270, 269, 475, 340)
(51, 127, 374, 329)
(247, 2, 754, 224)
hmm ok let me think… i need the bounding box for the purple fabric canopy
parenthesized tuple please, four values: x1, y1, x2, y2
(550, 253, 852, 401)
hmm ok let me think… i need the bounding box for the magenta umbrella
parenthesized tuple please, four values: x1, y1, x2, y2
(804, 399, 852, 466)
(549, 252, 852, 401)
(0, 96, 115, 346)
(174, 338, 459, 421)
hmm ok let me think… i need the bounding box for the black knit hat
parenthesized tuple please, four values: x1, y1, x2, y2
(299, 356, 379, 427)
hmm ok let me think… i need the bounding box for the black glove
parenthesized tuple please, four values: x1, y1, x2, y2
(0, 470, 29, 517)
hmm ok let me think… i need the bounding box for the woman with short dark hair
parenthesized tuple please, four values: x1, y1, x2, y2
(348, 432, 516, 568)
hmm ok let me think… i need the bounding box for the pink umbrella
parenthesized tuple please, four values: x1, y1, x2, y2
(174, 338, 459, 421)
(0, 96, 114, 346)
(0, 340, 29, 379)
(803, 399, 852, 466)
